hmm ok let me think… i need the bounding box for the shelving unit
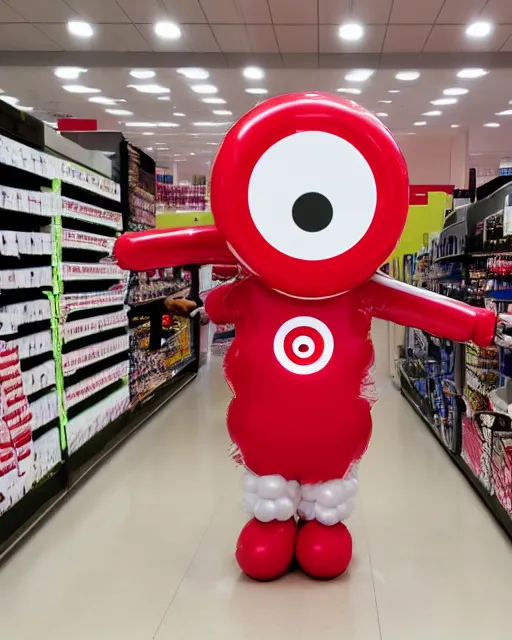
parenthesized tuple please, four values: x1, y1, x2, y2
(397, 177, 512, 539)
(1, 116, 202, 558)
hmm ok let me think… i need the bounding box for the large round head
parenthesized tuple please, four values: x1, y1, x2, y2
(210, 92, 409, 299)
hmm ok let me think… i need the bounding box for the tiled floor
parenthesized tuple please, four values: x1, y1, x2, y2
(1, 321, 511, 639)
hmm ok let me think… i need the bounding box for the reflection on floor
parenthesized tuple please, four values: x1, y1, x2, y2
(0, 321, 510, 640)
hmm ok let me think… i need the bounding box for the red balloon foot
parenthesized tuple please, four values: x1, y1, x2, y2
(236, 518, 297, 581)
(295, 520, 352, 580)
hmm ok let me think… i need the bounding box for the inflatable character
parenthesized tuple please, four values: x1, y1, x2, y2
(115, 93, 508, 581)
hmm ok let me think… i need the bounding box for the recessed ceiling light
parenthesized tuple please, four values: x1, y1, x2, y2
(63, 85, 101, 94)
(173, 112, 186, 117)
(193, 122, 232, 127)
(388, 89, 400, 93)
(146, 147, 153, 151)
(213, 109, 232, 115)
(158, 147, 170, 151)
(496, 110, 512, 116)
(337, 87, 362, 95)
(444, 87, 469, 96)
(156, 122, 180, 127)
(466, 21, 493, 38)
(245, 88, 268, 95)
(338, 23, 364, 41)
(0, 95, 19, 106)
(422, 110, 442, 116)
(243, 66, 265, 80)
(88, 96, 125, 105)
(484, 122, 500, 128)
(105, 108, 133, 116)
(130, 69, 155, 79)
(378, 100, 392, 104)
(17, 105, 33, 112)
(158, 96, 171, 101)
(125, 122, 157, 127)
(414, 121, 427, 126)
(345, 69, 374, 82)
(54, 67, 87, 79)
(202, 97, 226, 104)
(375, 112, 388, 117)
(177, 68, 209, 80)
(142, 131, 155, 135)
(191, 84, 218, 94)
(67, 21, 94, 38)
(190, 152, 196, 156)
(155, 142, 166, 145)
(457, 68, 488, 78)
(431, 98, 458, 106)
(154, 21, 181, 39)
(206, 142, 219, 145)
(395, 71, 420, 81)
(127, 84, 170, 94)
(451, 124, 460, 128)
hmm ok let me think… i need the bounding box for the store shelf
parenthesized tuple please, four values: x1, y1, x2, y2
(62, 334, 129, 376)
(66, 384, 130, 455)
(61, 197, 122, 230)
(30, 391, 59, 433)
(65, 360, 129, 409)
(0, 267, 52, 289)
(60, 262, 128, 281)
(21, 359, 55, 397)
(62, 310, 128, 343)
(0, 185, 59, 217)
(59, 289, 127, 317)
(61, 228, 116, 254)
(6, 329, 53, 360)
(0, 133, 120, 201)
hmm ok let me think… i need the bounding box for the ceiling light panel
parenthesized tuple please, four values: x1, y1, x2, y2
(213, 110, 232, 115)
(243, 66, 265, 80)
(422, 110, 442, 116)
(88, 97, 125, 105)
(177, 68, 209, 80)
(431, 98, 457, 106)
(191, 84, 218, 94)
(338, 24, 364, 41)
(337, 87, 362, 95)
(457, 68, 488, 79)
(202, 97, 226, 104)
(106, 109, 133, 116)
(128, 84, 170, 94)
(67, 21, 94, 38)
(245, 88, 268, 95)
(466, 21, 493, 38)
(414, 121, 427, 126)
(154, 22, 181, 39)
(54, 67, 87, 79)
(345, 69, 374, 82)
(484, 122, 500, 127)
(63, 85, 101, 94)
(395, 71, 420, 81)
(444, 88, 469, 96)
(130, 69, 155, 79)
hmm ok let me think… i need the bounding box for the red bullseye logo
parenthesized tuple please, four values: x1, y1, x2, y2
(273, 316, 334, 375)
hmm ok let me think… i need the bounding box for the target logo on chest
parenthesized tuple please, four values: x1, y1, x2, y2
(273, 316, 334, 375)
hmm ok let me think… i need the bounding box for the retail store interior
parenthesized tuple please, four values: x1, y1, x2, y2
(1, 1, 512, 638)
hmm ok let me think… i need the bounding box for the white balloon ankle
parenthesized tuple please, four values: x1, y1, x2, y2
(241, 467, 359, 525)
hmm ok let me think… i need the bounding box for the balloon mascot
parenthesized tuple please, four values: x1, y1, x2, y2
(115, 93, 507, 581)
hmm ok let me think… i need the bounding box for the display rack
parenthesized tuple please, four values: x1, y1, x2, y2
(397, 176, 512, 538)
(1, 115, 201, 558)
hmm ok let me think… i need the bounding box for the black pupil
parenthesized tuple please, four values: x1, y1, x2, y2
(292, 192, 333, 233)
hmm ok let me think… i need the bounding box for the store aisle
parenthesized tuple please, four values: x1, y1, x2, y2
(0, 322, 511, 640)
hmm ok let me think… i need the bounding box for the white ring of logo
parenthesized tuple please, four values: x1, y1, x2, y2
(273, 316, 334, 375)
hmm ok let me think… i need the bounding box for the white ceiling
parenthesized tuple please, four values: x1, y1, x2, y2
(0, 0, 512, 176)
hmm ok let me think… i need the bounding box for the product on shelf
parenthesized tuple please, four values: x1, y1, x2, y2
(156, 183, 207, 212)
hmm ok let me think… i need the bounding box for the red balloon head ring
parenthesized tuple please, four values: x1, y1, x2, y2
(115, 93, 497, 581)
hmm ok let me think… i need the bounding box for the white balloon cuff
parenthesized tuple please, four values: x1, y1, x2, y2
(241, 468, 359, 525)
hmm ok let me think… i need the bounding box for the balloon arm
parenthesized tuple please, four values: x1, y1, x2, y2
(113, 226, 237, 272)
(364, 272, 496, 347)
(205, 281, 239, 325)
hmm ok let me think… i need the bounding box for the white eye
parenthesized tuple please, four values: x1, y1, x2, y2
(248, 131, 377, 261)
